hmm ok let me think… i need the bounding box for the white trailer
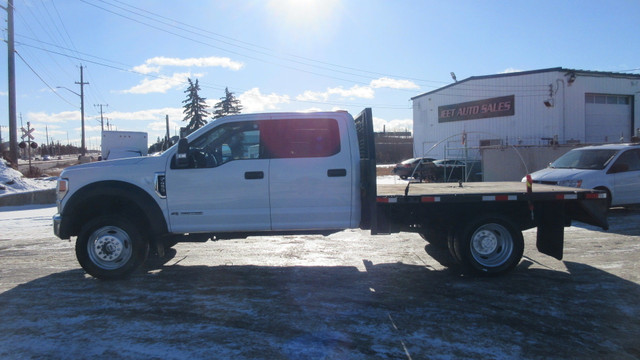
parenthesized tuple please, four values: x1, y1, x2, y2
(100, 131, 148, 160)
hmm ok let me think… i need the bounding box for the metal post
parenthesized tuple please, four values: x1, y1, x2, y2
(76, 66, 89, 156)
(6, 0, 18, 164)
(26, 122, 32, 174)
(165, 114, 170, 149)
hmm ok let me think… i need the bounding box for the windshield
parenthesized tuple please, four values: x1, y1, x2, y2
(550, 149, 618, 170)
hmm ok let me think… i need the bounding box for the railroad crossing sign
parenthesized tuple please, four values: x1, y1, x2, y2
(21, 125, 35, 140)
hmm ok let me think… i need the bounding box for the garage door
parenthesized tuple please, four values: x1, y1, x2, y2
(585, 94, 633, 143)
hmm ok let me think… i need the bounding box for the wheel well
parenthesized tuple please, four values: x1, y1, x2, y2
(61, 181, 167, 241)
(593, 186, 612, 207)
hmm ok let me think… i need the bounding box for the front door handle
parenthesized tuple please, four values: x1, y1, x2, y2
(245, 171, 264, 180)
(327, 169, 347, 177)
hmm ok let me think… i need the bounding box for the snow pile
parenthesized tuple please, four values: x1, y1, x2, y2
(0, 159, 56, 196)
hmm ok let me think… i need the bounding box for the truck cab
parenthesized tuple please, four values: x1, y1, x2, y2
(54, 111, 363, 279)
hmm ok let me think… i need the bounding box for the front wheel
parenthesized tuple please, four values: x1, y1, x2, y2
(453, 216, 524, 275)
(76, 215, 148, 280)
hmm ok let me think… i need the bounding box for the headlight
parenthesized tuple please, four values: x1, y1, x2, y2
(558, 179, 582, 188)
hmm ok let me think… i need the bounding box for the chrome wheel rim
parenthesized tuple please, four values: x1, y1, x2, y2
(87, 226, 132, 270)
(470, 223, 513, 268)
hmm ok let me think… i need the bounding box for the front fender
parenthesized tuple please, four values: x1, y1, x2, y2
(58, 181, 167, 239)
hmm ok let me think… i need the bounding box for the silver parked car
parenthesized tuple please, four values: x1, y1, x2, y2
(526, 143, 640, 207)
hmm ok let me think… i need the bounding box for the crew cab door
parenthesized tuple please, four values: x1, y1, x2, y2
(165, 121, 270, 233)
(262, 117, 353, 230)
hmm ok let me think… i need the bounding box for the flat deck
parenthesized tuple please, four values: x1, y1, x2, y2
(376, 181, 594, 197)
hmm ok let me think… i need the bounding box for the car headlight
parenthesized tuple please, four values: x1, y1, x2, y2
(557, 179, 582, 188)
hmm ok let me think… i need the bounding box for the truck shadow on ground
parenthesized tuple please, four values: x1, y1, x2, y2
(1, 259, 639, 359)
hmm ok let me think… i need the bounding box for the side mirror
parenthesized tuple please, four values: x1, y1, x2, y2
(175, 138, 189, 168)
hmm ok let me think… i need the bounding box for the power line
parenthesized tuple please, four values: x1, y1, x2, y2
(91, 0, 443, 86)
(15, 38, 551, 113)
(11, 1, 556, 113)
(14, 50, 77, 107)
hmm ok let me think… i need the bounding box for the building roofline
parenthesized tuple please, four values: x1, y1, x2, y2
(411, 67, 640, 100)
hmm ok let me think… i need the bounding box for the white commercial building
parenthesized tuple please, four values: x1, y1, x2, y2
(411, 67, 640, 161)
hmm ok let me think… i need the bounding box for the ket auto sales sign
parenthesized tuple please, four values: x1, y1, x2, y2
(438, 95, 515, 123)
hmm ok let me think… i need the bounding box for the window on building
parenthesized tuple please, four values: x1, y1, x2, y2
(586, 94, 631, 105)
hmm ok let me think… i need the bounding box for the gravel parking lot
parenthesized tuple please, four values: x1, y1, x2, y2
(1, 205, 639, 359)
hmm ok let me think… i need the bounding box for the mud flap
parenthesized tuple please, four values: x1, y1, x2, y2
(536, 202, 565, 260)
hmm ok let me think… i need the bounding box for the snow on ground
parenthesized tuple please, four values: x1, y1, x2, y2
(0, 159, 56, 196)
(375, 175, 406, 185)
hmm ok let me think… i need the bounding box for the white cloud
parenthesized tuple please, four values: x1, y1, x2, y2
(239, 88, 291, 113)
(148, 119, 181, 133)
(133, 64, 161, 74)
(296, 85, 374, 102)
(329, 85, 375, 99)
(83, 125, 103, 132)
(27, 110, 79, 124)
(295, 77, 417, 103)
(373, 116, 412, 133)
(133, 56, 244, 74)
(121, 72, 197, 94)
(370, 77, 419, 90)
(106, 107, 184, 122)
(296, 90, 324, 102)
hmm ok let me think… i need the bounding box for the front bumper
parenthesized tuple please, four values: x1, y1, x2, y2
(53, 214, 63, 239)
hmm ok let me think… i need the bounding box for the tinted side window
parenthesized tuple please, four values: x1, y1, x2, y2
(261, 118, 340, 158)
(612, 149, 640, 172)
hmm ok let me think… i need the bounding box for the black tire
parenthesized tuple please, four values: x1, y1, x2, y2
(453, 215, 524, 275)
(75, 215, 149, 280)
(400, 175, 408, 180)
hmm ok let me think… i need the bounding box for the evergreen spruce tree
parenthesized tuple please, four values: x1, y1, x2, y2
(212, 87, 243, 119)
(182, 78, 209, 134)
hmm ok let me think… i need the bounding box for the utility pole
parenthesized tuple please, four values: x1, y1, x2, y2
(3, 0, 18, 164)
(165, 114, 170, 149)
(94, 104, 108, 132)
(76, 66, 89, 156)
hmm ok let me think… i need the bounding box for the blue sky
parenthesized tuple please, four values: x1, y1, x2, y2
(1, 0, 639, 150)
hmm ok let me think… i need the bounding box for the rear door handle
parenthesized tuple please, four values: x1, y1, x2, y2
(245, 171, 264, 180)
(327, 169, 347, 177)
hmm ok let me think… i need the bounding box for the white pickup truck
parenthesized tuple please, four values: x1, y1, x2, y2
(53, 109, 609, 279)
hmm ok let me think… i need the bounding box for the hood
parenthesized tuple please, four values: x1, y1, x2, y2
(528, 167, 599, 181)
(61, 156, 165, 176)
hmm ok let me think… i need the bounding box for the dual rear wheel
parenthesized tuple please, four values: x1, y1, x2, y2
(422, 215, 524, 275)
